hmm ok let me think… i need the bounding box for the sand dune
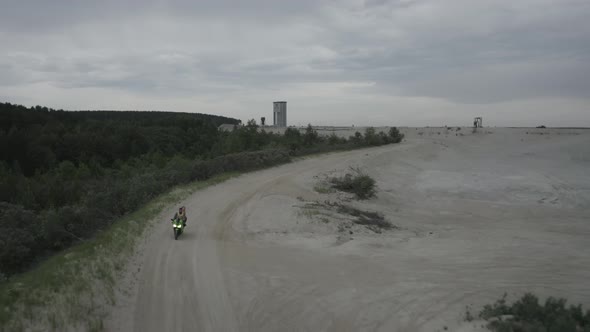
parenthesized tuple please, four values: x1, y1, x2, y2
(108, 127, 590, 332)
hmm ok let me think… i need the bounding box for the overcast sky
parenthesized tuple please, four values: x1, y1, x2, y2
(1, 0, 589, 126)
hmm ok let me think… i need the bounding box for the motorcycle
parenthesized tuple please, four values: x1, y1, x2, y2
(171, 218, 185, 240)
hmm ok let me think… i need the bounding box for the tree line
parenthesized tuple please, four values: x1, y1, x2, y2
(0, 102, 404, 276)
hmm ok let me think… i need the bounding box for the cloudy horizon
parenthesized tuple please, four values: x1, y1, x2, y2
(1, 0, 589, 127)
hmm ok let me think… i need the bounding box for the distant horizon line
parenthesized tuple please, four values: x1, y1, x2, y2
(3, 101, 588, 129)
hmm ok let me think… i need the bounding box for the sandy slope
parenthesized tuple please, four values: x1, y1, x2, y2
(108, 127, 590, 332)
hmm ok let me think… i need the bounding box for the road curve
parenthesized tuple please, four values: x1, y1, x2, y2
(131, 147, 375, 332)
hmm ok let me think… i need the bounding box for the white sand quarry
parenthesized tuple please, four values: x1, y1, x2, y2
(109, 127, 590, 332)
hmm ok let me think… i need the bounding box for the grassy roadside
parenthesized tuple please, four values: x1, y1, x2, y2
(0, 172, 240, 332)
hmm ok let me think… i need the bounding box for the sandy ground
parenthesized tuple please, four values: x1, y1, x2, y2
(107, 127, 590, 332)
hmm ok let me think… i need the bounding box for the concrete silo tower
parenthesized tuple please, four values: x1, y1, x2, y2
(273, 101, 287, 127)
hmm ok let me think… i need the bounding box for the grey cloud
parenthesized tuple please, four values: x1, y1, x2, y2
(302, 0, 590, 103)
(0, 0, 589, 124)
(397, 59, 590, 104)
(0, 0, 320, 33)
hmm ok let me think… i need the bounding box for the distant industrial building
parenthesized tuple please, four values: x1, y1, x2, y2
(273, 101, 287, 127)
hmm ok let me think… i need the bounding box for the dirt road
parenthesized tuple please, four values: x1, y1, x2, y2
(112, 128, 590, 332)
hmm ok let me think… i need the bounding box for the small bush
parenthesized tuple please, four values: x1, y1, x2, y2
(329, 168, 376, 199)
(328, 133, 345, 145)
(335, 204, 392, 230)
(388, 127, 404, 143)
(299, 201, 396, 233)
(364, 127, 380, 146)
(473, 293, 590, 332)
(349, 131, 364, 145)
(303, 124, 320, 146)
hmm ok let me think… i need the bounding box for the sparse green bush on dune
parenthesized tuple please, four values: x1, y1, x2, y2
(328, 132, 346, 145)
(388, 127, 404, 143)
(335, 203, 392, 230)
(362, 126, 404, 146)
(329, 167, 377, 200)
(468, 293, 590, 332)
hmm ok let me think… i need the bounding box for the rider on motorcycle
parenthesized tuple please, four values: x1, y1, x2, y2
(172, 206, 187, 227)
